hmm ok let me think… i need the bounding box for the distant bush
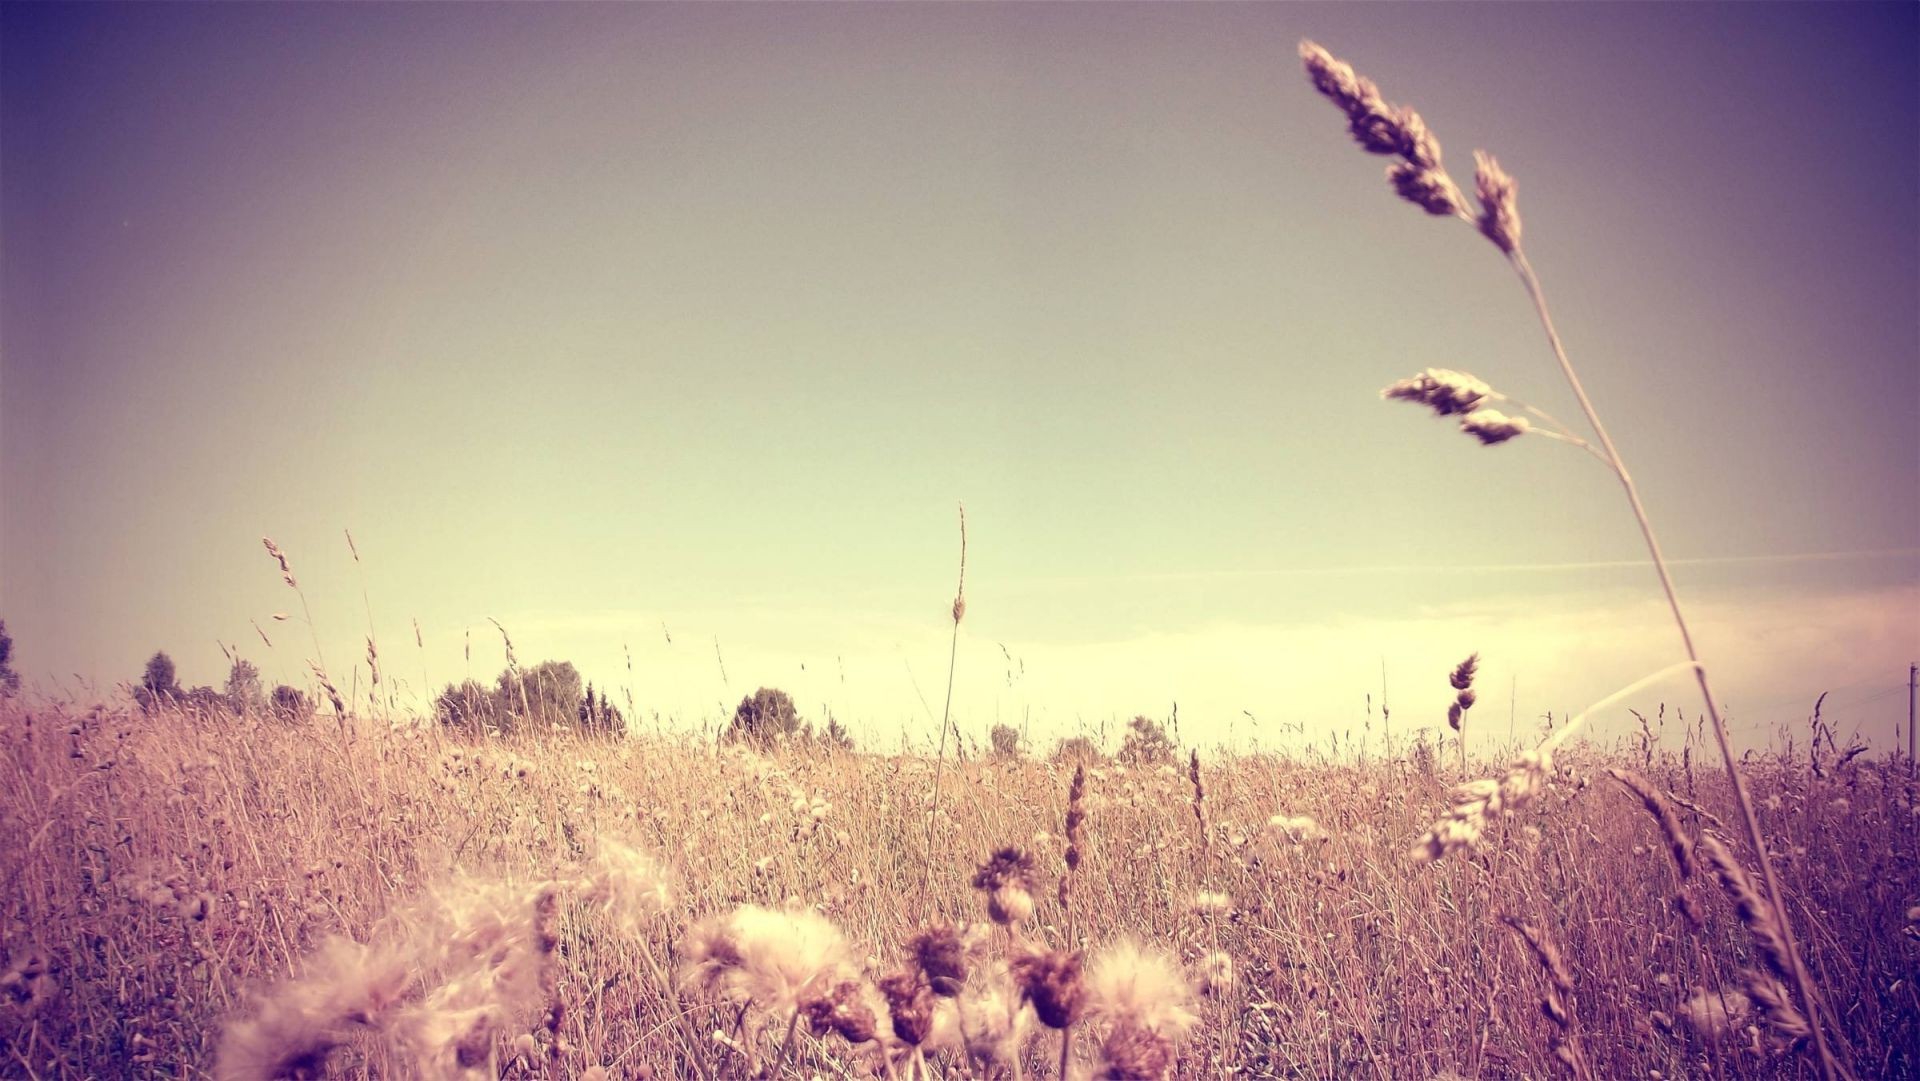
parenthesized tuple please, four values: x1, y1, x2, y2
(224, 659, 266, 715)
(135, 651, 182, 713)
(577, 682, 625, 737)
(270, 685, 313, 723)
(990, 723, 1022, 760)
(434, 680, 496, 730)
(1117, 715, 1176, 765)
(727, 687, 805, 747)
(435, 660, 595, 734)
(1050, 735, 1104, 768)
(0, 619, 20, 698)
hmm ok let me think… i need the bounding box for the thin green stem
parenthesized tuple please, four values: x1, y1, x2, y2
(920, 618, 961, 904)
(1507, 248, 1845, 1081)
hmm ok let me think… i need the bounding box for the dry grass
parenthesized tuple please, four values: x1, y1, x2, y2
(2, 698, 1915, 1079)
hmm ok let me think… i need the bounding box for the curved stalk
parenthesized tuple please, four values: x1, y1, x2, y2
(1507, 248, 1845, 1081)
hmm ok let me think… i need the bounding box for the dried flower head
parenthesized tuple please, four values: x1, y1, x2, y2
(1266, 814, 1328, 845)
(578, 839, 675, 935)
(1085, 940, 1198, 1040)
(1411, 748, 1553, 862)
(1680, 986, 1751, 1040)
(1009, 946, 1085, 1029)
(679, 905, 854, 1015)
(1193, 951, 1235, 998)
(972, 847, 1038, 926)
(1189, 891, 1231, 917)
(907, 923, 969, 997)
(877, 970, 936, 1046)
(802, 980, 881, 1046)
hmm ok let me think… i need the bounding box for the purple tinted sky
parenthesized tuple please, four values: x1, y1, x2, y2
(3, 3, 1915, 748)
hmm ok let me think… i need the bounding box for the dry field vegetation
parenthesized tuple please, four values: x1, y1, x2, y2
(3, 38, 1915, 1081)
(1, 699, 1917, 1080)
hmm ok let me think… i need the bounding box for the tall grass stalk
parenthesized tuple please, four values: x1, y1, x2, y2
(920, 503, 966, 904)
(1299, 40, 1842, 1078)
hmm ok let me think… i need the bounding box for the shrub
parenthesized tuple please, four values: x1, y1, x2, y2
(1116, 715, 1176, 766)
(434, 680, 496, 731)
(1051, 735, 1105, 768)
(989, 723, 1022, 760)
(727, 687, 805, 746)
(135, 651, 182, 713)
(224, 659, 266, 715)
(269, 685, 312, 723)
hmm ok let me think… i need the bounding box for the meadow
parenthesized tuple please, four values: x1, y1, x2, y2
(1, 694, 1914, 1079)
(4, 33, 1912, 1081)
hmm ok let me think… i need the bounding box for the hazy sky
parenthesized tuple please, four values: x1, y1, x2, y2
(4, 3, 1915, 753)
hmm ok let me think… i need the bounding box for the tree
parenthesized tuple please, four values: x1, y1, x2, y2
(989, 723, 1022, 760)
(497, 660, 584, 729)
(727, 687, 805, 746)
(578, 683, 626, 737)
(435, 679, 496, 731)
(136, 651, 182, 712)
(180, 685, 223, 713)
(271, 685, 313, 722)
(822, 713, 854, 751)
(1117, 714, 1176, 766)
(1051, 735, 1104, 768)
(224, 658, 265, 715)
(0, 619, 20, 698)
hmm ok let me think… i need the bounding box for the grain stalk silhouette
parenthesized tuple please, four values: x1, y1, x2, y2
(919, 503, 966, 904)
(1298, 40, 1843, 1078)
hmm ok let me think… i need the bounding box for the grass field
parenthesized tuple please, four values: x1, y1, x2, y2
(2, 698, 1913, 1079)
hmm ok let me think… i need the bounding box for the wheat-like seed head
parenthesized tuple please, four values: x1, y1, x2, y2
(261, 538, 297, 588)
(1410, 749, 1552, 862)
(1382, 369, 1493, 417)
(1299, 40, 1468, 219)
(1698, 836, 1796, 985)
(1607, 768, 1695, 880)
(1474, 150, 1522, 254)
(1460, 409, 1531, 445)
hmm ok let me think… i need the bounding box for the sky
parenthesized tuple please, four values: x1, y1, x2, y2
(3, 3, 1915, 755)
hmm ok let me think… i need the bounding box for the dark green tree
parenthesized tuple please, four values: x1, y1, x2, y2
(989, 723, 1022, 760)
(224, 658, 265, 715)
(727, 687, 805, 746)
(1117, 715, 1176, 766)
(1051, 735, 1104, 768)
(435, 679, 496, 730)
(136, 651, 182, 712)
(497, 660, 584, 729)
(0, 619, 19, 698)
(270, 685, 312, 722)
(577, 681, 626, 736)
(822, 713, 854, 751)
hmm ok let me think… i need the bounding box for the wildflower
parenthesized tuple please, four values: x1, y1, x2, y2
(1679, 987, 1751, 1040)
(1189, 891, 1231, 917)
(972, 847, 1038, 926)
(1085, 940, 1198, 1040)
(1267, 815, 1327, 844)
(679, 906, 854, 1015)
(907, 923, 969, 997)
(1193, 951, 1235, 997)
(1009, 946, 1086, 1029)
